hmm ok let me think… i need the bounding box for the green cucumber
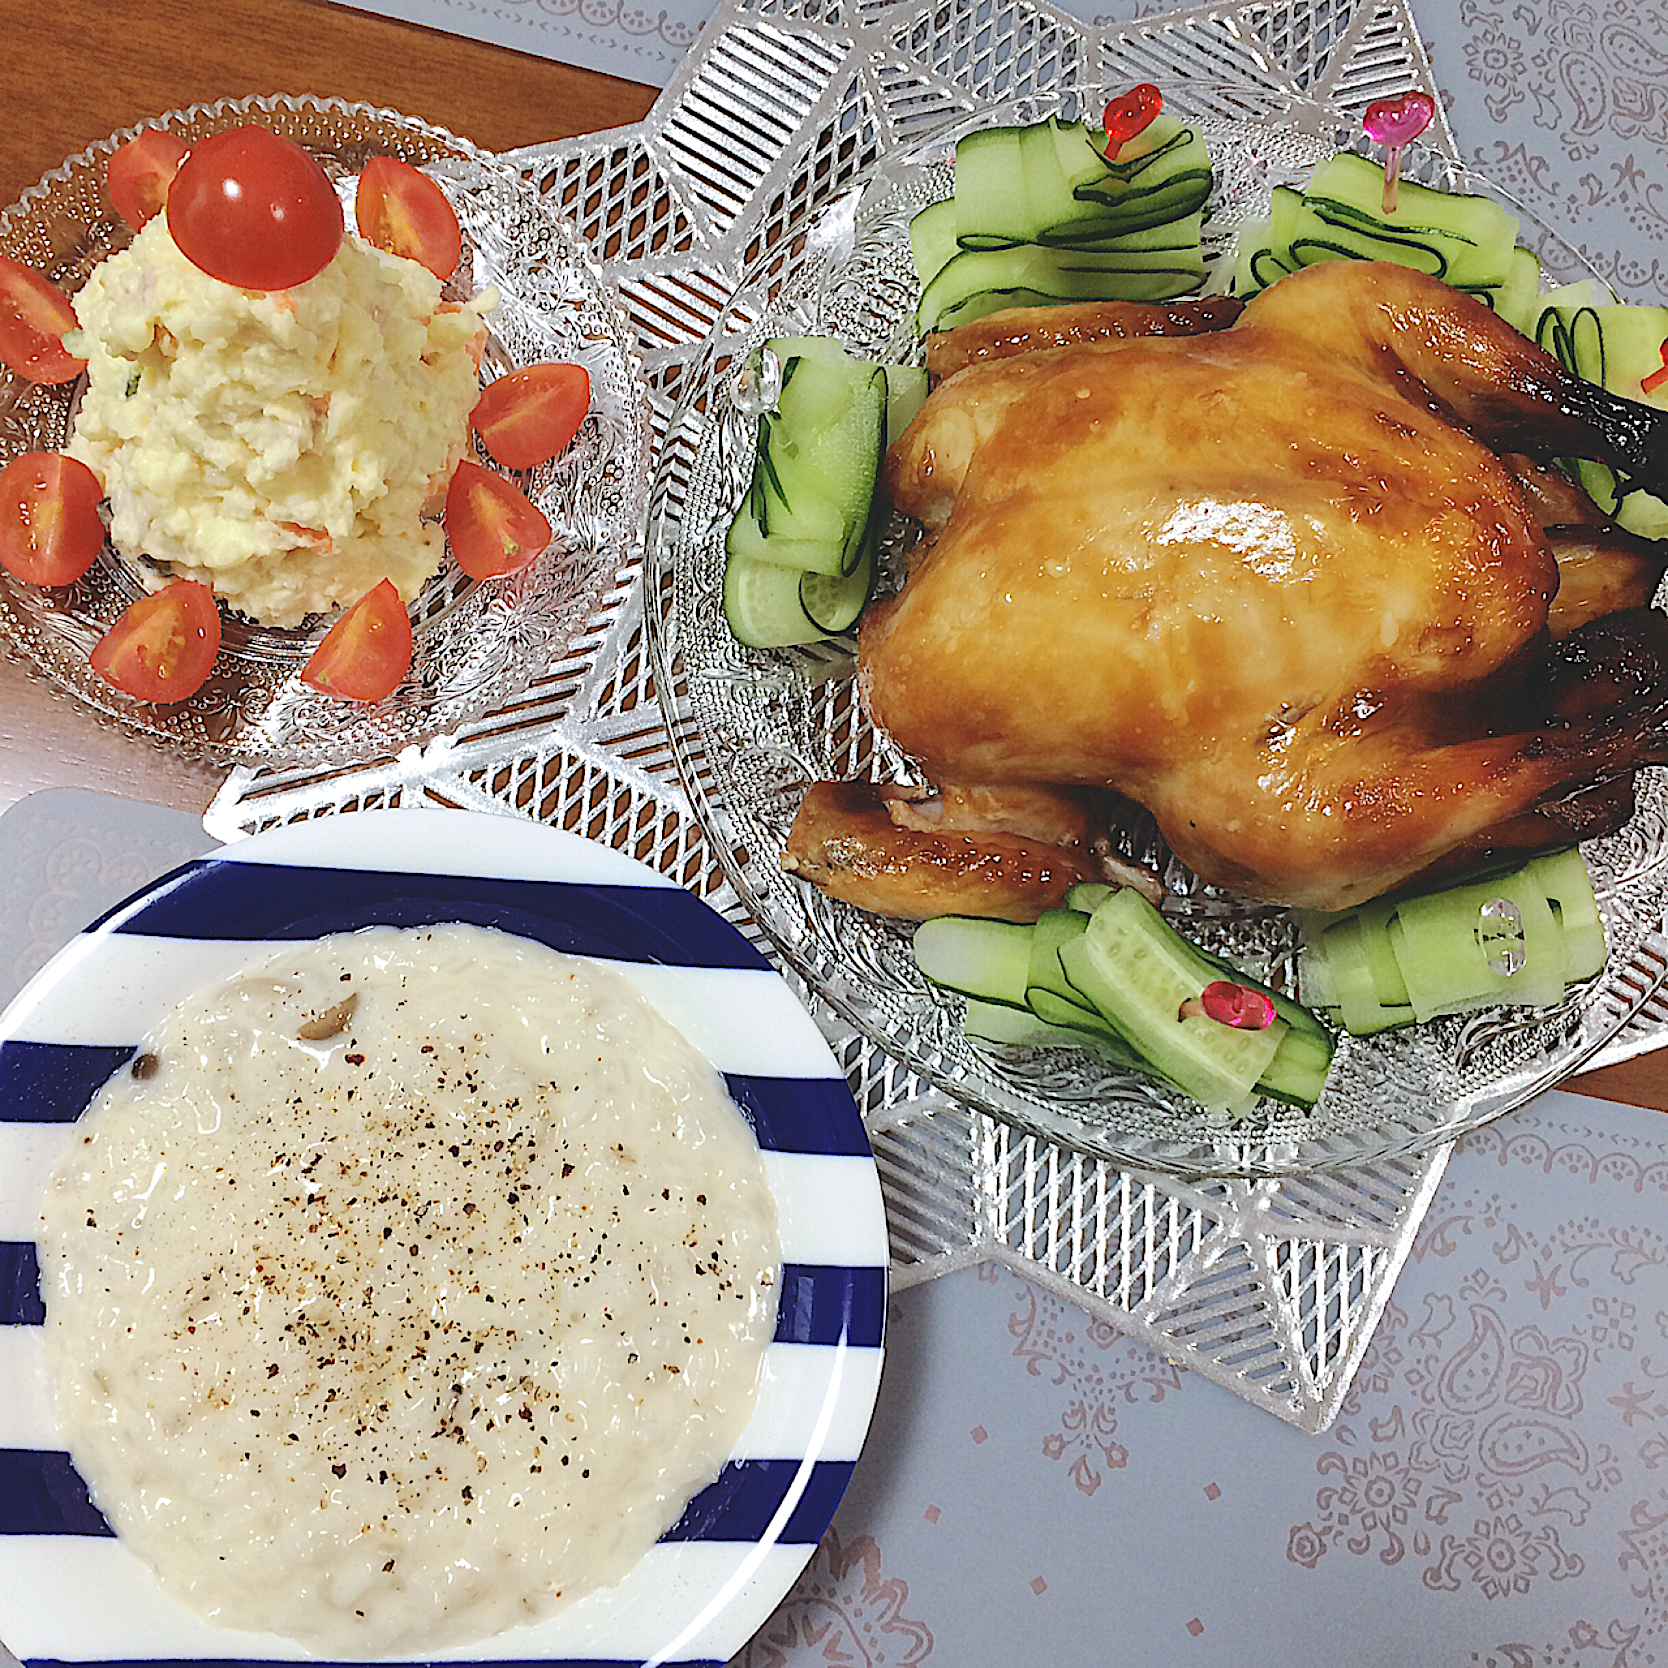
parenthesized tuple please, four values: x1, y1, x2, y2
(909, 199, 960, 293)
(1298, 847, 1605, 1033)
(883, 363, 929, 441)
(1234, 151, 1532, 315)
(1534, 299, 1668, 537)
(964, 996, 1088, 1048)
(1070, 113, 1213, 234)
(1389, 872, 1566, 1020)
(1532, 846, 1607, 982)
(1259, 1025, 1337, 1110)
(918, 241, 1205, 333)
(952, 125, 1033, 251)
(722, 543, 874, 647)
(1058, 890, 1287, 1116)
(722, 342, 887, 647)
(1299, 914, 1416, 1036)
(1025, 908, 1096, 1015)
(913, 914, 1034, 1009)
(1064, 881, 1116, 914)
(1493, 245, 1542, 334)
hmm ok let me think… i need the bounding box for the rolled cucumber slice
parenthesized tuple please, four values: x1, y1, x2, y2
(909, 199, 960, 292)
(1058, 890, 1287, 1116)
(913, 914, 1035, 1009)
(1297, 847, 1605, 1033)
(722, 543, 874, 648)
(1534, 299, 1668, 537)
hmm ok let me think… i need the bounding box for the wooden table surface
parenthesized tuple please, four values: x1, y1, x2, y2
(2, 0, 1662, 1110)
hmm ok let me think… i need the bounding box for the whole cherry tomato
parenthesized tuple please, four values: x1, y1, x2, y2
(445, 460, 552, 579)
(470, 362, 590, 470)
(355, 156, 462, 281)
(301, 579, 413, 702)
(90, 579, 221, 703)
(0, 258, 86, 385)
(166, 127, 343, 290)
(0, 453, 104, 586)
(107, 130, 189, 230)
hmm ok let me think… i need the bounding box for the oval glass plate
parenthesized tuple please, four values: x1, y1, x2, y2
(0, 807, 886, 1667)
(0, 94, 651, 769)
(645, 85, 1668, 1177)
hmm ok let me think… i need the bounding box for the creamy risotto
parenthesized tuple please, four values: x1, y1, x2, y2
(64, 216, 491, 627)
(38, 924, 779, 1653)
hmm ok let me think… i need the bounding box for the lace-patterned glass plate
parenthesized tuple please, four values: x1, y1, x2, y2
(0, 93, 650, 770)
(647, 85, 1668, 1177)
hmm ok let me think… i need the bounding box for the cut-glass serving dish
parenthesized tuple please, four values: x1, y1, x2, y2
(0, 93, 650, 769)
(646, 85, 1668, 1177)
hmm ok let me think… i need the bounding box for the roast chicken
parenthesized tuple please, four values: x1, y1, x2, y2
(783, 260, 1668, 916)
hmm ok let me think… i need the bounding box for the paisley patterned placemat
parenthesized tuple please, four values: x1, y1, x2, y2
(745, 1089, 1668, 1665)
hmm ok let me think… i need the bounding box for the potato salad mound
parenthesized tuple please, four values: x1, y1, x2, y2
(65, 215, 492, 627)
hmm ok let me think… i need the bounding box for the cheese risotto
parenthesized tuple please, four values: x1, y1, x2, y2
(38, 924, 779, 1653)
(63, 215, 491, 627)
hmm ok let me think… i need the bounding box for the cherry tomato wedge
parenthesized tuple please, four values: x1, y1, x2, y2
(355, 156, 462, 280)
(0, 453, 104, 586)
(107, 130, 189, 230)
(301, 578, 413, 702)
(166, 126, 343, 290)
(90, 579, 221, 703)
(445, 460, 552, 579)
(0, 258, 86, 385)
(470, 363, 590, 470)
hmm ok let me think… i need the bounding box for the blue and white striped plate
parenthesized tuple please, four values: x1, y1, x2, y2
(0, 809, 887, 1668)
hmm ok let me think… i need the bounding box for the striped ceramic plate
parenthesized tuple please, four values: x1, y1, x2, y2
(0, 809, 887, 1668)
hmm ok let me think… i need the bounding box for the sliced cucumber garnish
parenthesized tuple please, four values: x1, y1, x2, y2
(1296, 848, 1606, 1034)
(911, 888, 1335, 1113)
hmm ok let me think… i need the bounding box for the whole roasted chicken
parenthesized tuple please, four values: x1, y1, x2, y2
(784, 261, 1668, 916)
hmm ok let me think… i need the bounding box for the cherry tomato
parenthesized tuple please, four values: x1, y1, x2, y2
(90, 578, 221, 703)
(470, 363, 590, 470)
(107, 130, 188, 230)
(0, 258, 86, 385)
(166, 127, 343, 290)
(301, 578, 413, 702)
(0, 453, 104, 586)
(445, 460, 552, 579)
(355, 156, 462, 280)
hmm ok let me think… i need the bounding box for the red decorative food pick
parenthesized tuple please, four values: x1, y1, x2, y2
(1177, 980, 1277, 1030)
(1103, 83, 1163, 150)
(1362, 89, 1435, 216)
(1642, 337, 1668, 397)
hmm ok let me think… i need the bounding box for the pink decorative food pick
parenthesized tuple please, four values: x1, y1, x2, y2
(1177, 980, 1277, 1029)
(1643, 338, 1668, 397)
(1103, 83, 1162, 151)
(1362, 90, 1435, 216)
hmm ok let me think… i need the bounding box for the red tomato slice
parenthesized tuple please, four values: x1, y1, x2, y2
(301, 578, 413, 702)
(355, 156, 462, 281)
(107, 130, 189, 230)
(166, 127, 343, 290)
(470, 362, 590, 470)
(445, 460, 552, 579)
(0, 258, 86, 385)
(0, 453, 104, 586)
(90, 579, 221, 703)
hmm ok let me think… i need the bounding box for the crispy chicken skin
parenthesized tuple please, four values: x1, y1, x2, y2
(792, 261, 1668, 915)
